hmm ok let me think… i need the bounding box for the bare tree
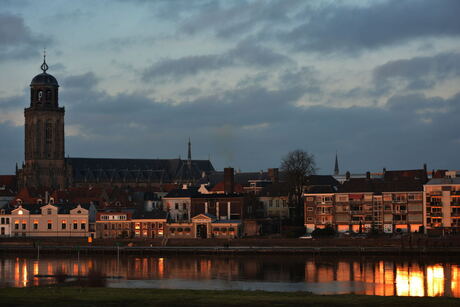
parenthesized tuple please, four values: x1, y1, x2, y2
(281, 149, 316, 225)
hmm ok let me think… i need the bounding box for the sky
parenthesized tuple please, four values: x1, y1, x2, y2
(1, 0, 460, 175)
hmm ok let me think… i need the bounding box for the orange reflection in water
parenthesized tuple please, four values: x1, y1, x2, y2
(2, 255, 460, 298)
(427, 265, 444, 297)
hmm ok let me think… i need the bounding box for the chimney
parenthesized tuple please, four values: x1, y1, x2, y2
(345, 171, 351, 180)
(224, 167, 234, 194)
(268, 168, 279, 183)
(366, 171, 371, 180)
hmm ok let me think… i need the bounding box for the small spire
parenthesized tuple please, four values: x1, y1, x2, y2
(187, 137, 192, 162)
(40, 48, 48, 73)
(334, 151, 340, 176)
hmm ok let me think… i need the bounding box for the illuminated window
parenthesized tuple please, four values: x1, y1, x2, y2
(22, 220, 26, 230)
(61, 220, 67, 230)
(14, 220, 19, 230)
(81, 221, 86, 230)
(33, 220, 38, 230)
(135, 223, 140, 230)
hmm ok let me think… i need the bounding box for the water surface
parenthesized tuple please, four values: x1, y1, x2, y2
(1, 254, 459, 297)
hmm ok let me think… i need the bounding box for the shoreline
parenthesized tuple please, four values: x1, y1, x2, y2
(0, 287, 458, 306)
(2, 244, 460, 255)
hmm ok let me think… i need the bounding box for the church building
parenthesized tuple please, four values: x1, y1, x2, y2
(17, 56, 214, 190)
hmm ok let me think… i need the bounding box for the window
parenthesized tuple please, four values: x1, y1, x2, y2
(135, 223, 140, 230)
(47, 209, 52, 215)
(1, 218, 4, 224)
(33, 220, 38, 230)
(73, 220, 78, 230)
(61, 220, 67, 230)
(81, 221, 86, 230)
(175, 203, 179, 210)
(14, 221, 19, 230)
(47, 221, 52, 230)
(6, 218, 9, 224)
(22, 221, 26, 230)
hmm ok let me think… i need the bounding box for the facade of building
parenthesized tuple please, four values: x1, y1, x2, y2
(424, 177, 460, 234)
(95, 210, 167, 239)
(9, 203, 95, 237)
(166, 214, 241, 239)
(0, 208, 11, 237)
(304, 170, 426, 234)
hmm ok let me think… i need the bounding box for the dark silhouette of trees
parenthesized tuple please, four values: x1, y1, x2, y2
(281, 149, 316, 225)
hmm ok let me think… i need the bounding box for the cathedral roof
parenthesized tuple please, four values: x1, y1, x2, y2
(66, 157, 214, 184)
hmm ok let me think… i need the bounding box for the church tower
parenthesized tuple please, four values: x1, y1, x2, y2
(20, 53, 66, 189)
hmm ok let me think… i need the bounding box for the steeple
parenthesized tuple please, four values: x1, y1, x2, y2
(334, 152, 339, 176)
(187, 137, 192, 162)
(41, 48, 49, 73)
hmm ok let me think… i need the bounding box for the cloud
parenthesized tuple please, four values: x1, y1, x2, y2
(3, 68, 460, 174)
(0, 13, 51, 61)
(142, 40, 292, 81)
(373, 52, 460, 91)
(281, 0, 460, 53)
(178, 0, 303, 39)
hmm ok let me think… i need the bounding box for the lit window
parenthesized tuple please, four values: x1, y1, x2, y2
(61, 220, 67, 230)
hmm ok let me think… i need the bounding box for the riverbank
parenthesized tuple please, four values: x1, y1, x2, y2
(2, 244, 460, 255)
(1, 236, 460, 255)
(0, 287, 459, 307)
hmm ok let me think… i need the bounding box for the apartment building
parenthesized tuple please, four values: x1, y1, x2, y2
(304, 170, 426, 233)
(424, 177, 460, 234)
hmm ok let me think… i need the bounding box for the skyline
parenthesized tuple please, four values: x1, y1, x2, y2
(1, 0, 460, 175)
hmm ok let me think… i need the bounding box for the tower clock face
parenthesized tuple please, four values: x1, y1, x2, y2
(38, 90, 43, 101)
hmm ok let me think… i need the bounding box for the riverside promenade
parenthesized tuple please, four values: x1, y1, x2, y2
(1, 236, 460, 255)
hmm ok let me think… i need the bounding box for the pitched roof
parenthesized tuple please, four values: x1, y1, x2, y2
(210, 182, 245, 193)
(132, 209, 167, 220)
(66, 157, 214, 184)
(259, 182, 289, 197)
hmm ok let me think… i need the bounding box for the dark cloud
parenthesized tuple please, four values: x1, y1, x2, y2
(0, 13, 51, 61)
(373, 52, 460, 91)
(142, 40, 292, 81)
(178, 0, 303, 39)
(58, 72, 460, 173)
(2, 71, 460, 174)
(283, 0, 460, 53)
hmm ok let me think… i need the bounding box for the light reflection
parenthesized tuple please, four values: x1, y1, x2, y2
(0, 255, 459, 297)
(427, 265, 444, 297)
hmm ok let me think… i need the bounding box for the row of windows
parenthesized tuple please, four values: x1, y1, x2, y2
(0, 217, 10, 225)
(100, 215, 127, 220)
(14, 220, 86, 230)
(267, 199, 287, 208)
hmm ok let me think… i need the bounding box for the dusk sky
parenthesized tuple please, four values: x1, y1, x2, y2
(1, 0, 460, 175)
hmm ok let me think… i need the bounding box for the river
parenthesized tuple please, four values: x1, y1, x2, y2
(0, 254, 459, 297)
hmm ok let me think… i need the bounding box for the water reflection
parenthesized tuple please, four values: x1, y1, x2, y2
(0, 254, 459, 297)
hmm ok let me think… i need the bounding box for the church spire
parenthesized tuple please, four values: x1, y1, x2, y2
(334, 152, 339, 176)
(187, 137, 192, 162)
(40, 48, 48, 73)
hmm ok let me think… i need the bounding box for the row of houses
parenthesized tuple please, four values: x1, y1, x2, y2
(304, 169, 460, 234)
(1, 167, 459, 238)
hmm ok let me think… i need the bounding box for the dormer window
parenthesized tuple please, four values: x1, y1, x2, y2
(47, 209, 52, 215)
